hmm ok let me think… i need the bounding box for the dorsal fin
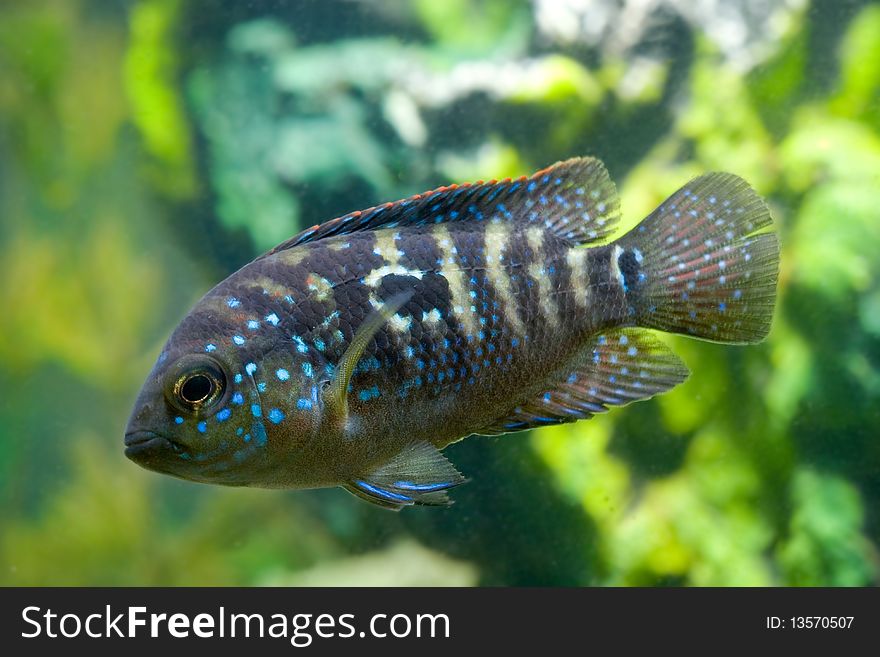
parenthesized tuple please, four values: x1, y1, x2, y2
(266, 157, 620, 254)
(477, 329, 689, 435)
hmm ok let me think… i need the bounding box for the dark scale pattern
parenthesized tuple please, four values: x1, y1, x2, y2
(313, 222, 613, 441)
(183, 166, 648, 450)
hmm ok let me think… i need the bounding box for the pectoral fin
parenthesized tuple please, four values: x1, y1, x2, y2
(344, 441, 467, 510)
(321, 290, 413, 428)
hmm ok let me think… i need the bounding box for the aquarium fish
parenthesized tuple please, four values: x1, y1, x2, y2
(124, 157, 779, 509)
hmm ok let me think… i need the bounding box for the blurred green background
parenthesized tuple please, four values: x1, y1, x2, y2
(1, 0, 878, 586)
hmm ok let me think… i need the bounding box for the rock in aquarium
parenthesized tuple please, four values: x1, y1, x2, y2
(125, 157, 780, 509)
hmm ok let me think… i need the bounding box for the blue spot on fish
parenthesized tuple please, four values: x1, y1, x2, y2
(268, 408, 285, 424)
(197, 421, 207, 434)
(251, 422, 267, 447)
(216, 408, 231, 422)
(297, 398, 313, 411)
(357, 385, 381, 401)
(205, 343, 216, 353)
(245, 362, 257, 375)
(232, 335, 245, 345)
(174, 416, 184, 425)
(276, 368, 290, 381)
(302, 362, 313, 378)
(251, 404, 262, 418)
(265, 312, 280, 326)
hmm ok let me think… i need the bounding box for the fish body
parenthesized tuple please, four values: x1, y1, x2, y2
(125, 158, 779, 509)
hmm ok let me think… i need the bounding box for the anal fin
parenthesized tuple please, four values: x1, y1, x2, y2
(344, 441, 467, 510)
(477, 328, 689, 435)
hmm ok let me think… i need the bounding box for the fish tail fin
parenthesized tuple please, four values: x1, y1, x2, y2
(615, 173, 780, 344)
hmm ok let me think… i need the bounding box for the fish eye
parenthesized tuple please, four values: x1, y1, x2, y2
(179, 373, 215, 405)
(165, 355, 227, 413)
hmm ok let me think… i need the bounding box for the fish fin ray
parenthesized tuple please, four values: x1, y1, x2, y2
(476, 329, 689, 435)
(616, 172, 780, 344)
(266, 157, 619, 251)
(346, 441, 467, 509)
(342, 483, 406, 511)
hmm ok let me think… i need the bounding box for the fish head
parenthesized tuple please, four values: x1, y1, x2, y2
(124, 307, 321, 487)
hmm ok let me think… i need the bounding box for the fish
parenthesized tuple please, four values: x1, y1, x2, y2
(124, 157, 780, 510)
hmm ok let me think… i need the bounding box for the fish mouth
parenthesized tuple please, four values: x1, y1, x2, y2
(124, 430, 184, 461)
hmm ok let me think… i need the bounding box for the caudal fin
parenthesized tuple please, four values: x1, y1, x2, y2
(616, 173, 779, 344)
